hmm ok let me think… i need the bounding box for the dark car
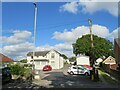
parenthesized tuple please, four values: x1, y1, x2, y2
(2, 67, 12, 84)
(43, 65, 52, 71)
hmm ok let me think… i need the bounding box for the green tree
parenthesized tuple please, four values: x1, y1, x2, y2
(69, 57, 76, 61)
(73, 34, 113, 59)
(61, 54, 68, 59)
(20, 59, 27, 63)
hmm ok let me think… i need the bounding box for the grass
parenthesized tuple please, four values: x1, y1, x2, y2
(99, 69, 117, 84)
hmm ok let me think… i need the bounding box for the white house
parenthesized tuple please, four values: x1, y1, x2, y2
(27, 50, 64, 70)
(95, 58, 103, 66)
(76, 55, 90, 65)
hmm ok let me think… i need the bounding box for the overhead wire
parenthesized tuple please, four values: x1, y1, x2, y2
(36, 20, 88, 30)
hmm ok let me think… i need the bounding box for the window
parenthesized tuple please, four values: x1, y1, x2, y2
(51, 61, 55, 67)
(41, 61, 46, 65)
(73, 67, 77, 69)
(31, 56, 33, 59)
(51, 53, 55, 58)
(35, 61, 40, 66)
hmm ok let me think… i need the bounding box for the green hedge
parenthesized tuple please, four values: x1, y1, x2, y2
(9, 64, 32, 77)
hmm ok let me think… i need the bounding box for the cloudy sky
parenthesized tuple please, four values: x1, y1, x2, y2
(1, 1, 119, 61)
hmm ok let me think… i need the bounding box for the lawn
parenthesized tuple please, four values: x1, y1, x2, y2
(99, 69, 117, 84)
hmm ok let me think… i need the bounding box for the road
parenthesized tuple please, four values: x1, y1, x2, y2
(2, 64, 120, 89)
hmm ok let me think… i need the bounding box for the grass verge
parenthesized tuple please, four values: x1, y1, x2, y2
(99, 69, 117, 84)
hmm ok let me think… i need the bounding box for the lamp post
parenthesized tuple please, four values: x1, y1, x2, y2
(32, 1, 37, 78)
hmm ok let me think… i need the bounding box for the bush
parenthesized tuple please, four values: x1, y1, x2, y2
(20, 59, 27, 63)
(23, 68, 32, 79)
(10, 64, 25, 76)
(9, 64, 33, 80)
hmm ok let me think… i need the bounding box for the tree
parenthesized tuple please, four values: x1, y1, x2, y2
(20, 59, 27, 63)
(69, 57, 76, 61)
(61, 54, 68, 59)
(72, 34, 113, 59)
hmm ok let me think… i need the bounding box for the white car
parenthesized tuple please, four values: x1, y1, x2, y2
(67, 65, 90, 76)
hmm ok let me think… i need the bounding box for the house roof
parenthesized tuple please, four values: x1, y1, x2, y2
(27, 50, 62, 57)
(103, 56, 116, 64)
(0, 53, 14, 62)
(27, 51, 50, 56)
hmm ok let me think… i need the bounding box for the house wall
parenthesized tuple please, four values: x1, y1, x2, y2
(76, 56, 90, 65)
(27, 56, 48, 64)
(27, 56, 32, 64)
(114, 40, 120, 68)
(27, 50, 64, 70)
(46, 50, 60, 69)
(60, 56, 64, 68)
(35, 61, 48, 70)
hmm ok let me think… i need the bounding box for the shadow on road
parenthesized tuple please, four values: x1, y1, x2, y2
(42, 71, 98, 88)
(2, 78, 46, 89)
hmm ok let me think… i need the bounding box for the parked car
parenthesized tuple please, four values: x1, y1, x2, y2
(43, 65, 52, 71)
(2, 67, 12, 84)
(82, 65, 93, 70)
(67, 65, 90, 76)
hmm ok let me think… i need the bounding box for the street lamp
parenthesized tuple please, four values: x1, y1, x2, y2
(32, 1, 37, 77)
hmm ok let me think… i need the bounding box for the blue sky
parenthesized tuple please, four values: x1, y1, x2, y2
(1, 2, 119, 60)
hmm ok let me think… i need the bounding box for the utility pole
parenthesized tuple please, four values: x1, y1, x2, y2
(88, 19, 94, 66)
(88, 19, 94, 48)
(32, 1, 37, 79)
(88, 18, 95, 81)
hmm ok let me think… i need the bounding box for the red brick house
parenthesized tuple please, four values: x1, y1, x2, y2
(114, 38, 120, 69)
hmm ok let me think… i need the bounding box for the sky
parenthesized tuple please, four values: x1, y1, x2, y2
(1, 1, 119, 61)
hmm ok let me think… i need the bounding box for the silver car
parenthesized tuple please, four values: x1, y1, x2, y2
(67, 65, 90, 75)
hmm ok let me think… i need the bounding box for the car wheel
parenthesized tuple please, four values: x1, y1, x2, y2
(85, 72, 89, 76)
(70, 71, 74, 75)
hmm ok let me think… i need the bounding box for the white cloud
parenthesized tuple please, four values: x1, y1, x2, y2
(1, 26, 119, 60)
(109, 27, 120, 39)
(36, 43, 73, 57)
(80, 2, 118, 16)
(59, 2, 79, 14)
(0, 30, 32, 45)
(2, 42, 34, 60)
(60, 1, 118, 16)
(53, 24, 110, 43)
(1, 30, 34, 60)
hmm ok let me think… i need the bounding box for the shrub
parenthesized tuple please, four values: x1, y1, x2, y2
(20, 59, 27, 63)
(9, 64, 25, 76)
(9, 64, 33, 80)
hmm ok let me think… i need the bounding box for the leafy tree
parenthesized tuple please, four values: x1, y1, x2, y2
(20, 59, 27, 63)
(61, 54, 68, 59)
(73, 34, 113, 59)
(69, 57, 76, 61)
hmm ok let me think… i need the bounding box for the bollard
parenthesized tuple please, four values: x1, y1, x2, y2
(34, 70, 41, 80)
